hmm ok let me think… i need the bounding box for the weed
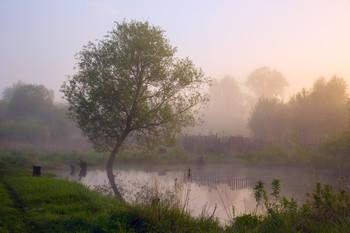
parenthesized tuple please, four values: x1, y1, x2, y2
(253, 180, 268, 214)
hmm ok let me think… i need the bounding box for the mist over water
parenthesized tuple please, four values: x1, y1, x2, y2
(53, 164, 348, 224)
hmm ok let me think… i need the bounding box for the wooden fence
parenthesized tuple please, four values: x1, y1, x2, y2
(180, 134, 323, 154)
(181, 134, 270, 154)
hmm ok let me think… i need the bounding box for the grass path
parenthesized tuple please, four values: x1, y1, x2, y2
(0, 180, 30, 232)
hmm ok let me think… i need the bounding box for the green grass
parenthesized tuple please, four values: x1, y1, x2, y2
(0, 169, 120, 232)
(0, 182, 28, 233)
(0, 166, 223, 232)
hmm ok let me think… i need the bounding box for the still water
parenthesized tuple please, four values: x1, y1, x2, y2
(54, 164, 348, 224)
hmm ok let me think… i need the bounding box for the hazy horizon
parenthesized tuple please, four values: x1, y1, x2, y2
(1, 0, 350, 103)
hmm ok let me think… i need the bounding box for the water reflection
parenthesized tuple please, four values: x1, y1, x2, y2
(54, 164, 348, 224)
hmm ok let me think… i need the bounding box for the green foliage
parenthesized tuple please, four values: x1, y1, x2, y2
(62, 20, 210, 152)
(229, 180, 350, 233)
(271, 179, 280, 199)
(231, 214, 261, 232)
(304, 182, 350, 223)
(112, 202, 222, 233)
(253, 181, 268, 214)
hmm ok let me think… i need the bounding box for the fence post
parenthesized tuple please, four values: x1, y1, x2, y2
(32, 165, 41, 177)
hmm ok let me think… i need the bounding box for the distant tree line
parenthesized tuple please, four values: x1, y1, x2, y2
(199, 67, 289, 136)
(2, 75, 347, 153)
(0, 82, 90, 151)
(248, 76, 349, 145)
(186, 75, 349, 154)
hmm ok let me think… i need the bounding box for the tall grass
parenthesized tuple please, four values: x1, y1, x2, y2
(228, 179, 350, 232)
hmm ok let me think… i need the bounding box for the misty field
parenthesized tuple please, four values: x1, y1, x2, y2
(1, 13, 350, 232)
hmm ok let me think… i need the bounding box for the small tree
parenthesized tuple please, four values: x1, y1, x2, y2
(61, 20, 210, 201)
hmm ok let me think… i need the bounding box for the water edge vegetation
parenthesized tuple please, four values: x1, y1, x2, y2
(1, 160, 350, 232)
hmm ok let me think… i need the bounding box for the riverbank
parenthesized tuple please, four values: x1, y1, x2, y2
(0, 145, 348, 171)
(0, 165, 223, 232)
(1, 163, 350, 232)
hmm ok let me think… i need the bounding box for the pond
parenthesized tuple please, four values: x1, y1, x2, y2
(53, 163, 348, 224)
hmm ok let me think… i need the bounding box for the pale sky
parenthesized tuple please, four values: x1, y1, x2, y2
(1, 0, 350, 101)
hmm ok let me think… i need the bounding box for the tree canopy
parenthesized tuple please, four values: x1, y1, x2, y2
(62, 20, 210, 199)
(6, 82, 54, 120)
(246, 67, 288, 98)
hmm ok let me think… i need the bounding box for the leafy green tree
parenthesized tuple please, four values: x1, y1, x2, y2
(246, 67, 288, 98)
(62, 20, 210, 200)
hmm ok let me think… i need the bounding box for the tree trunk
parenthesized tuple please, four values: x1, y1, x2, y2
(106, 143, 124, 201)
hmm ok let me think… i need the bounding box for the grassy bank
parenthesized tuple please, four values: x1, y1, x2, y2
(0, 149, 196, 169)
(0, 165, 223, 233)
(1, 162, 350, 232)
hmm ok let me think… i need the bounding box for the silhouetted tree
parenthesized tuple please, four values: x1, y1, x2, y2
(289, 76, 349, 143)
(248, 97, 288, 139)
(6, 83, 54, 120)
(248, 76, 349, 145)
(203, 76, 248, 135)
(0, 82, 88, 147)
(246, 67, 288, 98)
